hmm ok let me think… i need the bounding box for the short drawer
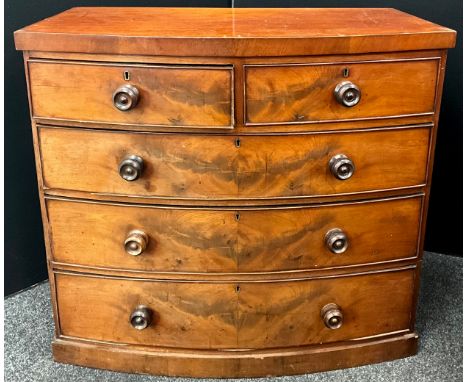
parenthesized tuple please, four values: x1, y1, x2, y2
(39, 126, 430, 199)
(47, 196, 422, 273)
(245, 59, 438, 125)
(28, 60, 233, 128)
(55, 268, 415, 349)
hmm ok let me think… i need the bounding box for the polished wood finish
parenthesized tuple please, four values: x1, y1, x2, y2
(14, 8, 456, 57)
(53, 333, 418, 378)
(15, 7, 454, 378)
(55, 267, 415, 349)
(28, 50, 440, 134)
(29, 61, 233, 128)
(245, 59, 438, 125)
(47, 196, 422, 273)
(39, 126, 430, 200)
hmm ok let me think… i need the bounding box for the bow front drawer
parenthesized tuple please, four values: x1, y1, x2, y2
(47, 196, 422, 273)
(245, 58, 439, 125)
(39, 126, 430, 199)
(55, 268, 415, 349)
(28, 60, 234, 128)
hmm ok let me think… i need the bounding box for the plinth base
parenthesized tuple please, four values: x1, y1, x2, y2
(52, 333, 418, 378)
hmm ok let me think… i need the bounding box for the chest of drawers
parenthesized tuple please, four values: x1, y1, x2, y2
(14, 7, 455, 378)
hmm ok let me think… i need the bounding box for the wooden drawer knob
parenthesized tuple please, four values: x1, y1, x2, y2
(113, 84, 140, 111)
(325, 228, 348, 254)
(321, 303, 343, 329)
(329, 154, 355, 180)
(130, 305, 152, 330)
(119, 155, 144, 181)
(124, 230, 149, 256)
(334, 81, 360, 107)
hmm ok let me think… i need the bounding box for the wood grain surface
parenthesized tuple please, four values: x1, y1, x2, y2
(14, 8, 456, 56)
(28, 50, 440, 134)
(28, 61, 233, 128)
(52, 333, 419, 377)
(38, 126, 430, 200)
(55, 267, 415, 349)
(47, 196, 422, 273)
(14, 6, 455, 377)
(245, 59, 438, 124)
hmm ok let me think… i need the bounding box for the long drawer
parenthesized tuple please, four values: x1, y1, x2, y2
(47, 196, 422, 273)
(28, 61, 233, 128)
(55, 267, 415, 349)
(39, 126, 430, 199)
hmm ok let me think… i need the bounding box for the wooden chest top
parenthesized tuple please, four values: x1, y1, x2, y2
(14, 7, 455, 56)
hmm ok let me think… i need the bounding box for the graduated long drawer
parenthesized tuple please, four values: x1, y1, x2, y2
(47, 195, 422, 273)
(38, 126, 430, 200)
(55, 267, 415, 349)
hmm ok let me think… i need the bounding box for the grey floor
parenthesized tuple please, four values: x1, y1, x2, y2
(5, 252, 462, 382)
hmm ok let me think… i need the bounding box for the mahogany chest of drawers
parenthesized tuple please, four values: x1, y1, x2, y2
(14, 8, 455, 377)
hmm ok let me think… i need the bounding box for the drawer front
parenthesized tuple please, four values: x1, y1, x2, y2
(48, 196, 422, 273)
(28, 61, 233, 128)
(55, 268, 415, 349)
(245, 59, 438, 125)
(39, 127, 430, 199)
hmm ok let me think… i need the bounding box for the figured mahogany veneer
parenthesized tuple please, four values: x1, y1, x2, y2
(39, 126, 430, 199)
(29, 61, 234, 128)
(245, 59, 438, 125)
(47, 196, 423, 273)
(15, 7, 455, 378)
(55, 267, 415, 349)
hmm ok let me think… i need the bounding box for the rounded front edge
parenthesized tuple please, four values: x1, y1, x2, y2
(52, 333, 418, 378)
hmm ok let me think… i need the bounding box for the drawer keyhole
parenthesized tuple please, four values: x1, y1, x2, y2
(123, 70, 130, 81)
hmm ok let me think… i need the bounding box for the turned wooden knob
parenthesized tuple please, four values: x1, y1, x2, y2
(325, 228, 349, 254)
(130, 305, 152, 330)
(113, 84, 140, 111)
(124, 230, 148, 256)
(334, 81, 360, 107)
(321, 303, 343, 329)
(329, 154, 355, 180)
(119, 155, 144, 181)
